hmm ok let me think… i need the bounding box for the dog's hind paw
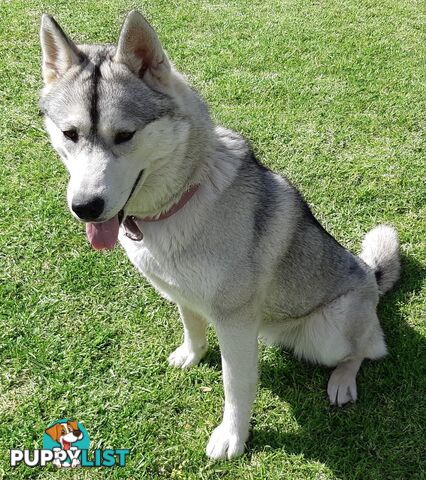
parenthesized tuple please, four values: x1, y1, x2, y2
(206, 423, 247, 460)
(327, 370, 358, 406)
(327, 358, 362, 406)
(168, 343, 207, 368)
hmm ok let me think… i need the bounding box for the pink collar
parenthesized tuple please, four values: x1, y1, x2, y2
(141, 184, 200, 222)
(123, 184, 200, 241)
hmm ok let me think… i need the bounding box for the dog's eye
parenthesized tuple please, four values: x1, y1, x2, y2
(115, 131, 135, 145)
(63, 129, 79, 142)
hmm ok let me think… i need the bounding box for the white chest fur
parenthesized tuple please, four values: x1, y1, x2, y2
(118, 227, 221, 318)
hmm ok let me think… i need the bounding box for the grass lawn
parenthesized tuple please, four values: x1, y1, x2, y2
(0, 0, 424, 478)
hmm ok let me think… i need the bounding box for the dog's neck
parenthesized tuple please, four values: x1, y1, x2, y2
(122, 183, 201, 241)
(123, 123, 244, 222)
(124, 132, 212, 219)
(140, 183, 200, 222)
(125, 160, 207, 220)
(121, 126, 246, 251)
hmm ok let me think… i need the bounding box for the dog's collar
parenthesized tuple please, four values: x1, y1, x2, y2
(123, 184, 200, 241)
(142, 183, 200, 222)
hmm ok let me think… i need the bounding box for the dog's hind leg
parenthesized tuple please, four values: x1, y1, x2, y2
(168, 305, 208, 368)
(326, 290, 386, 406)
(327, 357, 362, 406)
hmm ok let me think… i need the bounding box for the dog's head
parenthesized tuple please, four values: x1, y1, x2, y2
(40, 11, 210, 249)
(45, 421, 83, 448)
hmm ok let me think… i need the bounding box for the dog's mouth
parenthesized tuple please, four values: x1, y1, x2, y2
(85, 170, 144, 250)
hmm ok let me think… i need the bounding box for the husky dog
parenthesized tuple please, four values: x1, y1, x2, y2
(40, 11, 400, 459)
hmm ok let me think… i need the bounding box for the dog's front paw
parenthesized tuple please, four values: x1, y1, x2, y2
(168, 343, 207, 368)
(206, 423, 247, 460)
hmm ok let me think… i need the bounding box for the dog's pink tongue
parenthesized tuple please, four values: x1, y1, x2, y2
(85, 215, 119, 250)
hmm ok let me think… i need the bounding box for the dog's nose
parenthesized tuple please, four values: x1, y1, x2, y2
(73, 429, 82, 437)
(72, 196, 104, 221)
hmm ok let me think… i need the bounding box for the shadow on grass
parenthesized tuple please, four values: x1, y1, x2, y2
(252, 253, 425, 479)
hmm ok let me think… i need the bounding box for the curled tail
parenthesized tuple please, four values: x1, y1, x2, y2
(360, 225, 401, 294)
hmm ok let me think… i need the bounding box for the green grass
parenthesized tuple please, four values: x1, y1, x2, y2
(0, 0, 425, 478)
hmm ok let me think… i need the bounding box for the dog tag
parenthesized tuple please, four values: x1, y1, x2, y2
(124, 216, 143, 241)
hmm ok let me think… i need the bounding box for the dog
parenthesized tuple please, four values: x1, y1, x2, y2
(45, 420, 83, 467)
(40, 11, 401, 459)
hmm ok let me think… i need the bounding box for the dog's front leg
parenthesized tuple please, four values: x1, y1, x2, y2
(206, 311, 259, 460)
(168, 305, 208, 368)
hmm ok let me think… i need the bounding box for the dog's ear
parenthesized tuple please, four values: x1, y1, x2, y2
(67, 420, 79, 431)
(40, 14, 84, 85)
(45, 423, 62, 443)
(114, 10, 172, 94)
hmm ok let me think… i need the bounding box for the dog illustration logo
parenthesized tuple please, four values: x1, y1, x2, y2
(43, 419, 89, 468)
(45, 420, 83, 451)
